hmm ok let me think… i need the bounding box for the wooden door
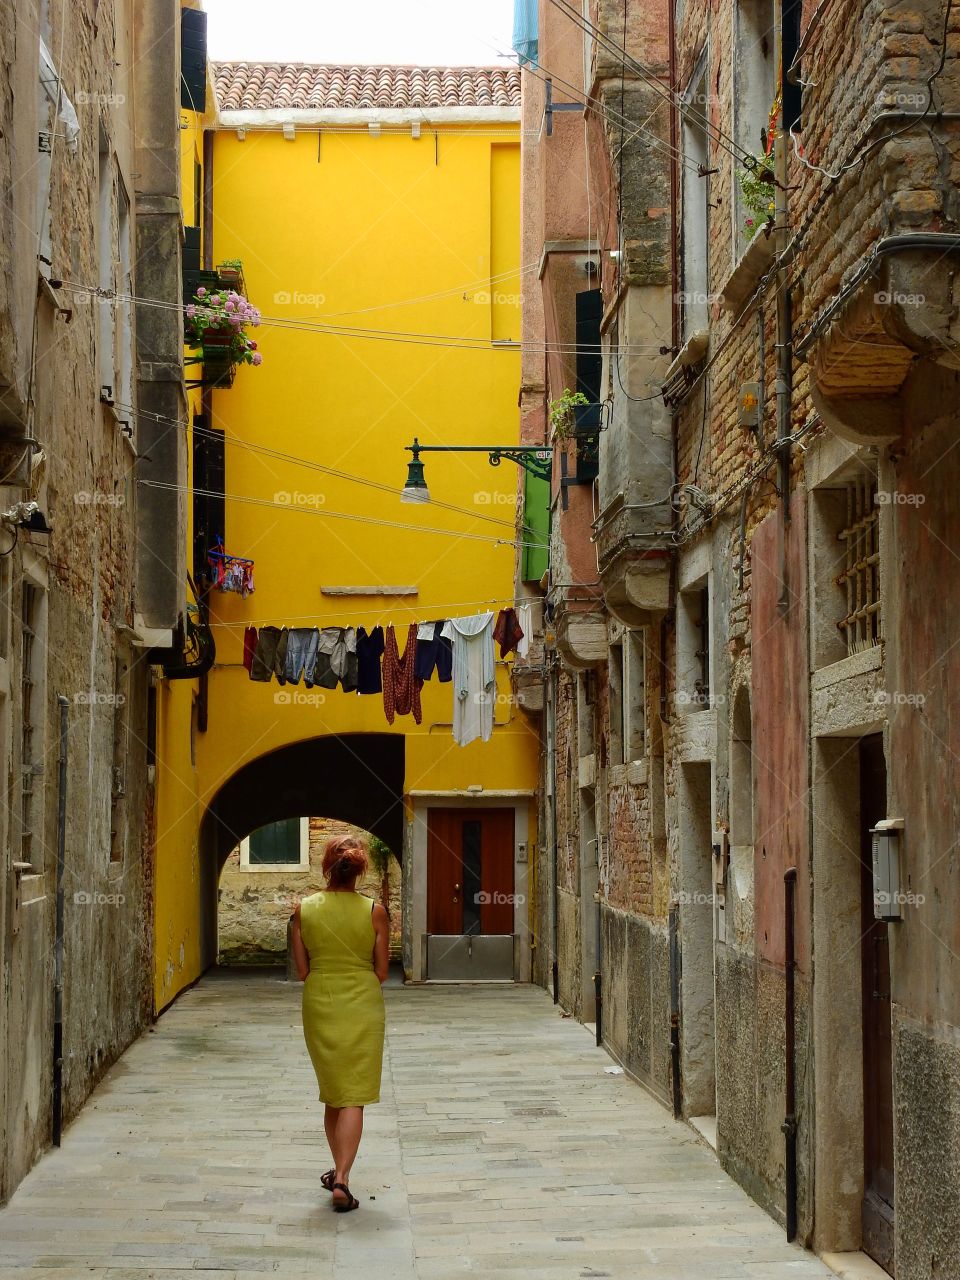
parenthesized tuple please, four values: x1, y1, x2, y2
(427, 808, 515, 935)
(859, 734, 894, 1274)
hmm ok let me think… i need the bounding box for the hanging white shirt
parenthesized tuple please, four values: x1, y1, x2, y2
(515, 602, 533, 658)
(449, 612, 495, 746)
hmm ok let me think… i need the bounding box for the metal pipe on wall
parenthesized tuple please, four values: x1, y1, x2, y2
(783, 866, 798, 1241)
(668, 903, 682, 1118)
(52, 695, 69, 1146)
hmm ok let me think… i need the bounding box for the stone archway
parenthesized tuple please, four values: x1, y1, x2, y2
(197, 734, 405, 969)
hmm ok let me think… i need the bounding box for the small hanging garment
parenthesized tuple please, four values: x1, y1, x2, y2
(515, 602, 533, 658)
(415, 619, 453, 682)
(449, 612, 495, 746)
(382, 623, 422, 725)
(493, 607, 524, 658)
(284, 628, 320, 687)
(243, 626, 258, 673)
(250, 626, 288, 683)
(356, 626, 385, 694)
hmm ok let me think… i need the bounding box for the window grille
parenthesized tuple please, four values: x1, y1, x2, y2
(837, 476, 881, 654)
(20, 585, 38, 867)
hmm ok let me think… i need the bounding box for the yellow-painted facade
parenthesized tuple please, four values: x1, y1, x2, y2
(154, 99, 537, 1009)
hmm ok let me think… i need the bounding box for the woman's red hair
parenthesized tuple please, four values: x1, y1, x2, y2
(322, 835, 368, 887)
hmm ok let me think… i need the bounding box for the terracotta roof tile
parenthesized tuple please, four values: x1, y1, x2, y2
(213, 62, 521, 112)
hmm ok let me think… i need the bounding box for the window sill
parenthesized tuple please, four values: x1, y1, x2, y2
(238, 863, 310, 874)
(626, 758, 647, 787)
(720, 232, 776, 315)
(812, 645, 883, 690)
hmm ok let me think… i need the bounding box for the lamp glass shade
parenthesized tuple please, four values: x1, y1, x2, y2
(400, 456, 430, 504)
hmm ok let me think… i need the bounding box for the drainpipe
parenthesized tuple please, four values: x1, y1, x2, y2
(668, 902, 682, 1117)
(774, 90, 793, 612)
(668, 0, 679, 357)
(594, 860, 602, 1046)
(547, 657, 560, 1003)
(197, 128, 216, 731)
(52, 695, 69, 1146)
(783, 866, 798, 1241)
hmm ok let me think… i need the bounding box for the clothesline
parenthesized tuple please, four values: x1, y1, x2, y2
(243, 606, 535, 747)
(207, 593, 545, 630)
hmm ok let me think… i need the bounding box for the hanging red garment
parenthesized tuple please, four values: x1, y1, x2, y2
(493, 607, 524, 658)
(242, 626, 258, 673)
(382, 623, 422, 725)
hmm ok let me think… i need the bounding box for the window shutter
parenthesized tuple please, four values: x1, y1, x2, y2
(180, 8, 207, 113)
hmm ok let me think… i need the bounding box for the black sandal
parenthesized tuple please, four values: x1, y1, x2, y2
(321, 1169, 336, 1192)
(332, 1181, 359, 1212)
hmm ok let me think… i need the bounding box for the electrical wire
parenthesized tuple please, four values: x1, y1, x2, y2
(114, 400, 521, 533)
(136, 479, 549, 550)
(203, 593, 546, 630)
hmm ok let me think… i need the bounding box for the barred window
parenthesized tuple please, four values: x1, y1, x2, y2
(837, 476, 881, 655)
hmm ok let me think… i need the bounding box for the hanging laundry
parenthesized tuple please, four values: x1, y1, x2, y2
(313, 627, 358, 691)
(250, 626, 287, 683)
(493, 607, 524, 658)
(382, 623, 422, 725)
(515, 602, 533, 658)
(242, 626, 258, 673)
(415, 619, 453, 683)
(449, 612, 495, 746)
(284, 627, 320, 687)
(356, 626, 385, 694)
(207, 540, 255, 596)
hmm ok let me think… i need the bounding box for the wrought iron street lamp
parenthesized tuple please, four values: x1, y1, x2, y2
(400, 437, 553, 504)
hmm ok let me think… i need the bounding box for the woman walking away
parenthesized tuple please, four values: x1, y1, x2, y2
(291, 835, 390, 1212)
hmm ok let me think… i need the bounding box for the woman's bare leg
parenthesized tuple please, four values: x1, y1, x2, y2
(332, 1106, 364, 1195)
(324, 1105, 339, 1166)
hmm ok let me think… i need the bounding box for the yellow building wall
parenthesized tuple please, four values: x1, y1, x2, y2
(154, 118, 537, 1008)
(152, 100, 206, 1013)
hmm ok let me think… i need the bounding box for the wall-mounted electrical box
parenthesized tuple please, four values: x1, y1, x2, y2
(871, 817, 905, 921)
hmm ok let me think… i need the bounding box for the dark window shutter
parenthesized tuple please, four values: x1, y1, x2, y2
(192, 416, 225, 580)
(180, 8, 207, 113)
(183, 224, 202, 305)
(575, 288, 602, 401)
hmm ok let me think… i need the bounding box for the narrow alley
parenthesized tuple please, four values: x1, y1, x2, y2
(0, 975, 833, 1280)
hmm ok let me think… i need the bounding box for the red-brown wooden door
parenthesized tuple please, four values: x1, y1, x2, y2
(427, 808, 515, 935)
(859, 734, 895, 1274)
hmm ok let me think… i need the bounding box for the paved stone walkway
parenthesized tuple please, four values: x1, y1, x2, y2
(0, 972, 836, 1279)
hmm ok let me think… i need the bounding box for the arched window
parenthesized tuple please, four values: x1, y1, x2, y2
(729, 685, 754, 847)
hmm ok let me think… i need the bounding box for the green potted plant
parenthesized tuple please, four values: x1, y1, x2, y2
(185, 285, 263, 383)
(216, 258, 245, 289)
(738, 152, 777, 241)
(549, 387, 589, 440)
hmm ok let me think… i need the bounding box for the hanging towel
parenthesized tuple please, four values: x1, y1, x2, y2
(493, 607, 524, 658)
(243, 626, 258, 673)
(449, 612, 495, 746)
(356, 626, 385, 694)
(383, 623, 422, 724)
(415, 619, 453, 683)
(516, 602, 533, 658)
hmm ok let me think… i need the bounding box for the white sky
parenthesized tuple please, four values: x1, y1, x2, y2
(204, 0, 516, 66)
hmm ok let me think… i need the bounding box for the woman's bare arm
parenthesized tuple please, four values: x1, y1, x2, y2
(372, 903, 390, 983)
(290, 903, 310, 981)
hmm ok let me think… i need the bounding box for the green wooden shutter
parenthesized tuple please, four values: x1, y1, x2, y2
(248, 819, 301, 865)
(521, 471, 550, 584)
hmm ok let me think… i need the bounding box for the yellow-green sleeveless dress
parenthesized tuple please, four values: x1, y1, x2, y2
(299, 891, 385, 1107)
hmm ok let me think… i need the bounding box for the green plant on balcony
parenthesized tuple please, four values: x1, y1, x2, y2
(215, 258, 245, 290)
(549, 387, 589, 440)
(185, 285, 263, 384)
(738, 151, 777, 241)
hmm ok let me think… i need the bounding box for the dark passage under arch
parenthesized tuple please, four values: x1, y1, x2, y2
(197, 733, 405, 968)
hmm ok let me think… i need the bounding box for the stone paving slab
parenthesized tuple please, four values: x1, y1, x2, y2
(0, 972, 836, 1279)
